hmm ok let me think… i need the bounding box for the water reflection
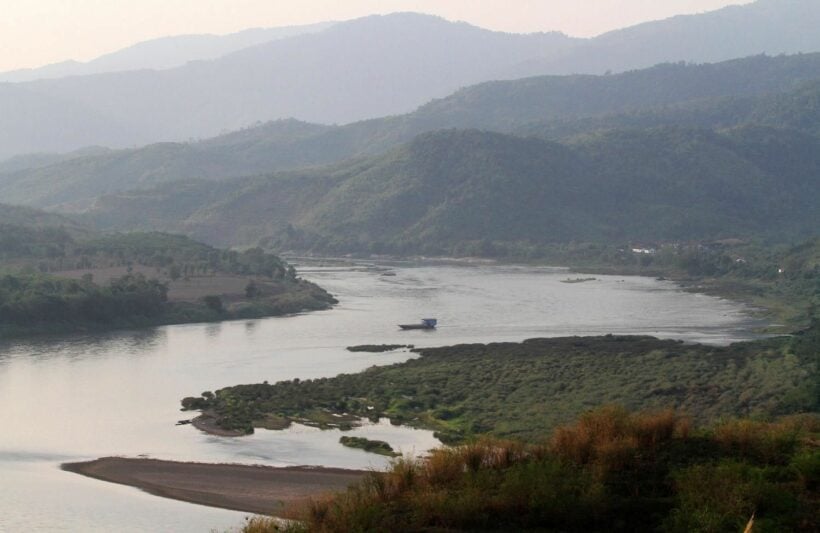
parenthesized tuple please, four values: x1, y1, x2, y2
(204, 321, 223, 339)
(244, 320, 258, 335)
(0, 327, 168, 365)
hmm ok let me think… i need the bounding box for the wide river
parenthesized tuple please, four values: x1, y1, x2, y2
(0, 261, 765, 532)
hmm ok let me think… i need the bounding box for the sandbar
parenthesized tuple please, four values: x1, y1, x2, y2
(62, 457, 367, 516)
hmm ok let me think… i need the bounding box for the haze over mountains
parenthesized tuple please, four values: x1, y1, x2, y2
(507, 0, 820, 77)
(3, 53, 820, 211)
(76, 57, 820, 252)
(2, 0, 820, 160)
(0, 22, 334, 83)
(82, 122, 820, 253)
(0, 0, 818, 257)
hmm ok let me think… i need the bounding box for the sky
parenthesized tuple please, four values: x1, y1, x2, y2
(0, 0, 754, 73)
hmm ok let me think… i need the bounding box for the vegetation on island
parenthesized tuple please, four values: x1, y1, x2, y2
(247, 407, 819, 532)
(182, 322, 819, 444)
(346, 344, 412, 352)
(338, 436, 399, 457)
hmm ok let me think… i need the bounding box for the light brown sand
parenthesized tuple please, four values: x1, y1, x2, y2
(62, 457, 367, 516)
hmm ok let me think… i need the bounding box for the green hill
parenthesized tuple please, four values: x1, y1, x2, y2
(85, 126, 820, 253)
(6, 53, 820, 209)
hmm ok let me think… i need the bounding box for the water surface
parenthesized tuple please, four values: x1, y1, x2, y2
(0, 262, 764, 531)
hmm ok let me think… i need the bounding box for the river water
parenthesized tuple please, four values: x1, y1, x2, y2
(0, 262, 764, 532)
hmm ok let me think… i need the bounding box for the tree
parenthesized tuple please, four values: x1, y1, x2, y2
(203, 295, 223, 313)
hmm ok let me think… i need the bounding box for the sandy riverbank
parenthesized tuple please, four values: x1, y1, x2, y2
(62, 457, 367, 516)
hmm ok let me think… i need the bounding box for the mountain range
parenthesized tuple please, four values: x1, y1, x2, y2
(2, 0, 820, 159)
(0, 22, 334, 83)
(82, 116, 820, 254)
(80, 124, 819, 253)
(3, 53, 820, 211)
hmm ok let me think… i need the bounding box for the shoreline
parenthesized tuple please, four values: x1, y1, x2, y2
(62, 457, 368, 516)
(294, 253, 805, 328)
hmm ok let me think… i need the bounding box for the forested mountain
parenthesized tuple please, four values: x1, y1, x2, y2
(3, 0, 820, 159)
(0, 22, 334, 83)
(5, 53, 820, 209)
(0, 120, 334, 209)
(85, 127, 820, 253)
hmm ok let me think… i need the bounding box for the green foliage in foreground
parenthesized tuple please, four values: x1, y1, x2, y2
(183, 326, 819, 443)
(246, 408, 819, 532)
(338, 436, 399, 457)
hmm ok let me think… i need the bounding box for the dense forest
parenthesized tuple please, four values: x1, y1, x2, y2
(0, 272, 169, 334)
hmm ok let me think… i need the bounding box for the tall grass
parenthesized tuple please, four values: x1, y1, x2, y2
(243, 407, 818, 532)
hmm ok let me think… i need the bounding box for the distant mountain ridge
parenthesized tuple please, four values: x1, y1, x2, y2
(508, 0, 820, 77)
(0, 22, 335, 83)
(0, 13, 575, 159)
(2, 0, 820, 159)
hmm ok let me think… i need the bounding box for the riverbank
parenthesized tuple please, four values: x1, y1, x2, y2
(293, 237, 819, 333)
(0, 276, 336, 340)
(61, 458, 367, 516)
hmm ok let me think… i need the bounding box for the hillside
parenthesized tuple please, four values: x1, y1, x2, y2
(0, 203, 85, 230)
(85, 127, 820, 252)
(6, 53, 820, 209)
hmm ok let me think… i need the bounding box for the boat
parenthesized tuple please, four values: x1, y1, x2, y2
(399, 318, 437, 330)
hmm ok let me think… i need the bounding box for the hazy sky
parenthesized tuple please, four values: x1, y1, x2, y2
(0, 0, 754, 72)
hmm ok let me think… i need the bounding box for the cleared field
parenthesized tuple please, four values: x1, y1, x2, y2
(52, 267, 279, 303)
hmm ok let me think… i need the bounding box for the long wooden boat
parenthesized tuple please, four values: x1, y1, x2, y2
(399, 318, 437, 330)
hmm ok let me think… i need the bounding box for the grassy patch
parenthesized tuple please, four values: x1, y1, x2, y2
(244, 408, 819, 532)
(338, 436, 399, 457)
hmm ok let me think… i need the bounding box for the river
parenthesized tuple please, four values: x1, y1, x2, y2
(0, 262, 765, 532)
